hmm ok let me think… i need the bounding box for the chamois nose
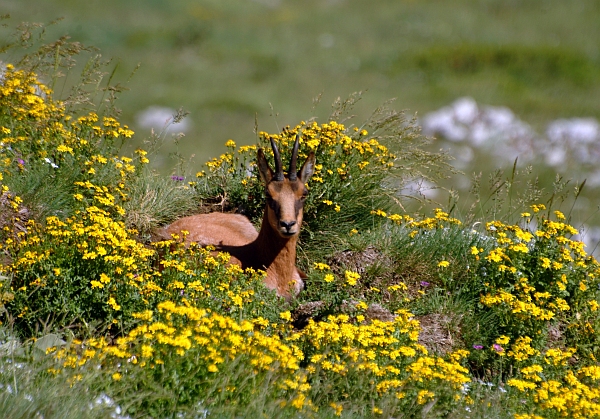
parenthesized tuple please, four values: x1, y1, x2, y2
(280, 220, 296, 231)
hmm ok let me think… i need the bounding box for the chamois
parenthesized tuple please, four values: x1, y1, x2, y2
(161, 135, 315, 298)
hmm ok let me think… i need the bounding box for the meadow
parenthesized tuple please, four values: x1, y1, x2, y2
(4, 0, 600, 241)
(2, 0, 600, 163)
(1, 24, 600, 418)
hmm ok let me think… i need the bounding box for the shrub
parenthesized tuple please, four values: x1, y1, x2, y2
(194, 95, 452, 258)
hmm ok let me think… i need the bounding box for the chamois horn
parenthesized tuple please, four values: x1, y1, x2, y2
(288, 133, 300, 181)
(269, 137, 284, 181)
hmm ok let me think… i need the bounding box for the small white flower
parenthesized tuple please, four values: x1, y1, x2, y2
(44, 158, 58, 168)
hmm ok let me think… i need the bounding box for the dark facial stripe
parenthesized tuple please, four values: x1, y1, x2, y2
(266, 181, 307, 220)
(294, 197, 303, 217)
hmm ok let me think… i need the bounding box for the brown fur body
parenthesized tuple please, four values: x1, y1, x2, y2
(161, 137, 314, 298)
(161, 210, 305, 297)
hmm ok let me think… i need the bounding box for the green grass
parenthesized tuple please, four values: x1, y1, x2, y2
(3, 0, 599, 165)
(5, 1, 600, 233)
(0, 331, 114, 419)
(2, 9, 600, 419)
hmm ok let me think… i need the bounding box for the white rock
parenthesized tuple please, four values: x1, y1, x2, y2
(544, 146, 567, 167)
(547, 118, 600, 145)
(452, 97, 478, 125)
(421, 97, 537, 155)
(422, 107, 468, 142)
(136, 106, 190, 134)
(482, 106, 515, 128)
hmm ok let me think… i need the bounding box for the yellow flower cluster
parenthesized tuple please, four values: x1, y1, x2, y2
(506, 337, 539, 362)
(0, 65, 136, 180)
(287, 311, 470, 404)
(381, 208, 463, 237)
(255, 120, 394, 166)
(481, 278, 558, 322)
(53, 301, 310, 407)
(0, 64, 58, 121)
(470, 207, 600, 416)
(508, 362, 600, 418)
(478, 209, 599, 337)
(1, 204, 158, 323)
(259, 121, 394, 183)
(48, 281, 472, 414)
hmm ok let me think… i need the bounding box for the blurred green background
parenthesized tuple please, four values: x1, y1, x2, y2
(3, 0, 599, 161)
(3, 0, 600, 237)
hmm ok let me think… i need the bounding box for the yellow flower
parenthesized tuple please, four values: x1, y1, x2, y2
(355, 301, 368, 310)
(345, 270, 360, 286)
(417, 390, 435, 405)
(507, 378, 536, 391)
(515, 229, 534, 242)
(540, 257, 551, 269)
(313, 262, 331, 270)
(371, 209, 387, 217)
(531, 204, 546, 213)
(306, 138, 320, 149)
(107, 297, 121, 311)
(279, 311, 292, 321)
(438, 260, 450, 268)
(510, 243, 529, 253)
(486, 248, 504, 263)
(330, 402, 343, 416)
(56, 145, 74, 154)
(90, 280, 104, 289)
(388, 283, 407, 292)
(496, 335, 510, 345)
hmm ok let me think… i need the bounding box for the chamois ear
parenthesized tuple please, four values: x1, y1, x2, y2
(257, 148, 273, 184)
(298, 152, 316, 184)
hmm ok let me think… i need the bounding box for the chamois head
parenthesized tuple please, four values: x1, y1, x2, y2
(257, 134, 315, 239)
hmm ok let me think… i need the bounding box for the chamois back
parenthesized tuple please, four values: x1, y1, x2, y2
(160, 134, 315, 298)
